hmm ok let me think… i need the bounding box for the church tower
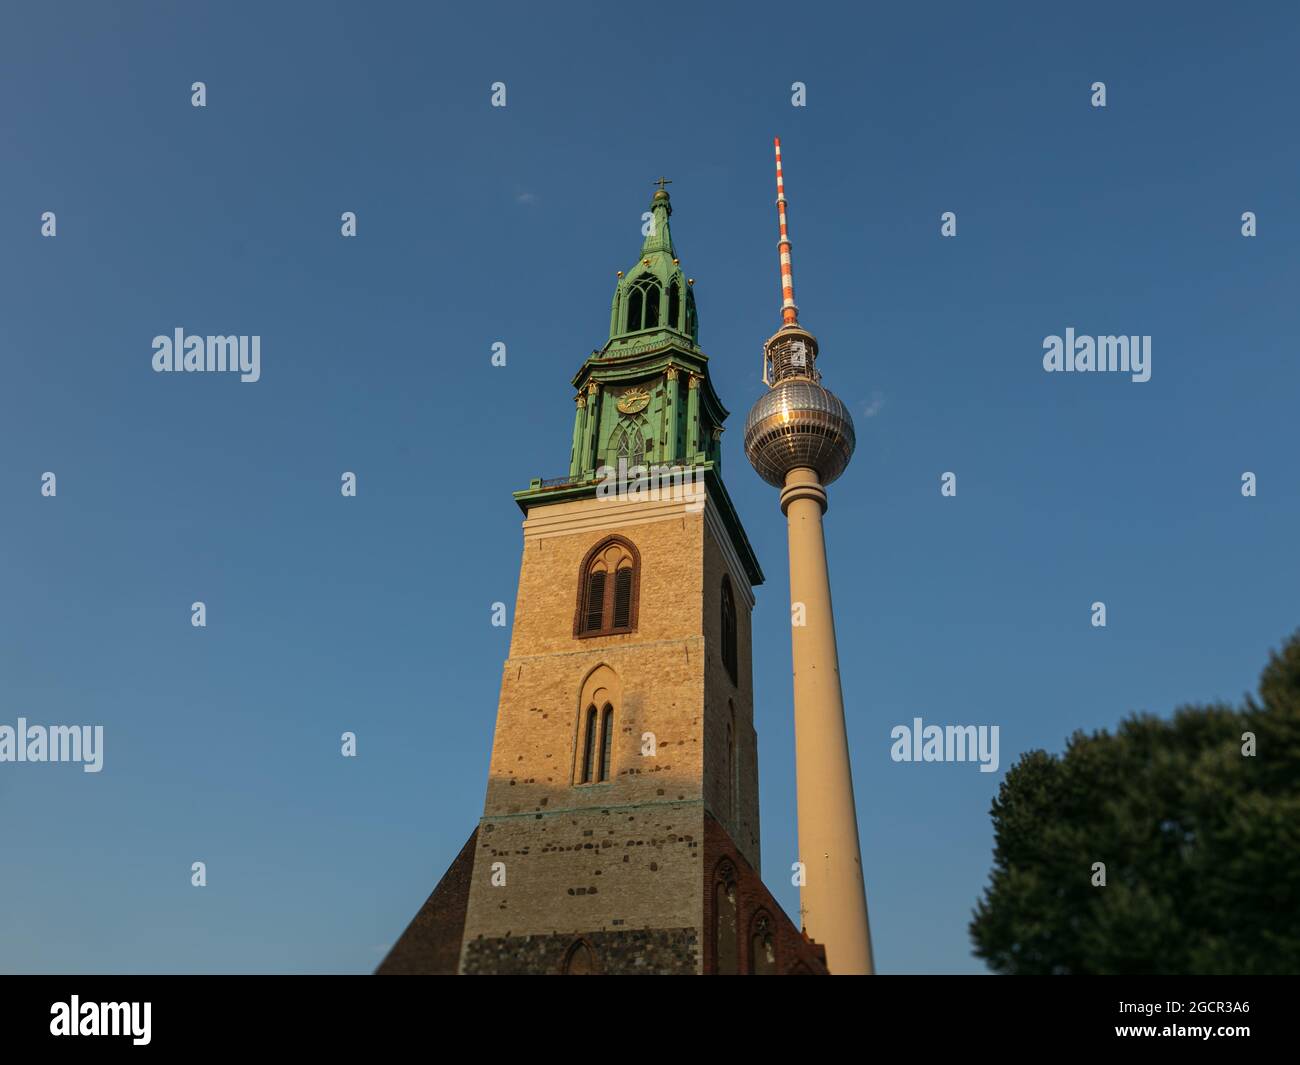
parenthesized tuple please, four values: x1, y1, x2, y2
(378, 182, 828, 975)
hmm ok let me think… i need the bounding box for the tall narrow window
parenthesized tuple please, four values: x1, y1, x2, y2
(624, 274, 659, 332)
(599, 704, 614, 782)
(580, 705, 597, 783)
(749, 914, 777, 974)
(668, 279, 681, 332)
(585, 571, 606, 632)
(643, 282, 660, 328)
(613, 567, 633, 629)
(625, 287, 643, 333)
(612, 423, 646, 472)
(714, 862, 739, 975)
(574, 665, 620, 788)
(721, 576, 738, 685)
(575, 536, 640, 637)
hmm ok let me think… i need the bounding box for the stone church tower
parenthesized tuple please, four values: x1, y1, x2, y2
(377, 183, 827, 975)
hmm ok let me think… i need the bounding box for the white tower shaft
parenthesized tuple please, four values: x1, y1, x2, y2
(781, 467, 875, 975)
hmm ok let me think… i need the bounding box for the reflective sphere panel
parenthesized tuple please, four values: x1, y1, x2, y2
(743, 378, 856, 487)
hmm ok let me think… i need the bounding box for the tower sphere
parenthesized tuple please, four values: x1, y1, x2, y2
(744, 325, 856, 488)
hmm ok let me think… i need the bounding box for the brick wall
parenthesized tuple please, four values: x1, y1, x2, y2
(462, 928, 699, 975)
(701, 814, 828, 975)
(446, 489, 820, 973)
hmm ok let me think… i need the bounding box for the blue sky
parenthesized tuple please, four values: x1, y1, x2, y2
(2, 1, 1297, 974)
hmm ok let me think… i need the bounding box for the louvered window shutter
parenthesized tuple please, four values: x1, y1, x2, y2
(585, 571, 606, 631)
(613, 567, 633, 629)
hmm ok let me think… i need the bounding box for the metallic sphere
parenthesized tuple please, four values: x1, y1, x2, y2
(743, 377, 856, 488)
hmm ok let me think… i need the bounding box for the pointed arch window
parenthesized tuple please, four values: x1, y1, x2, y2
(749, 913, 777, 975)
(562, 939, 597, 974)
(625, 273, 661, 332)
(577, 701, 615, 785)
(611, 422, 647, 473)
(574, 666, 621, 787)
(643, 281, 660, 328)
(625, 286, 643, 333)
(575, 536, 640, 638)
(668, 279, 681, 332)
(713, 861, 739, 975)
(721, 575, 738, 685)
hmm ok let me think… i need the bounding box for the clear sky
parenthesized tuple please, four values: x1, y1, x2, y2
(2, 1, 1297, 974)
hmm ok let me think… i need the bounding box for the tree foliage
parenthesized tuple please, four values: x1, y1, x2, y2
(971, 631, 1300, 974)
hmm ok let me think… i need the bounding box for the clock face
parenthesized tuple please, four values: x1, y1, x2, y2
(616, 386, 651, 415)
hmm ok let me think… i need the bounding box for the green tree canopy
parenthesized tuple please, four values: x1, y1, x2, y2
(971, 631, 1300, 974)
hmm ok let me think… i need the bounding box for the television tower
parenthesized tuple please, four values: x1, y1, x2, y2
(743, 138, 875, 975)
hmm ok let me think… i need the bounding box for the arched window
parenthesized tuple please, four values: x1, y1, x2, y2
(721, 575, 738, 685)
(610, 422, 646, 473)
(643, 281, 660, 328)
(575, 536, 640, 638)
(685, 288, 698, 341)
(562, 939, 597, 974)
(574, 665, 621, 787)
(668, 279, 681, 332)
(713, 861, 739, 975)
(749, 913, 777, 975)
(625, 286, 643, 333)
(625, 273, 660, 332)
(576, 702, 617, 786)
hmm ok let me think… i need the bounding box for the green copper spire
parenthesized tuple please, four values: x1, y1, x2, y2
(640, 184, 676, 257)
(607, 184, 697, 346)
(513, 179, 764, 585)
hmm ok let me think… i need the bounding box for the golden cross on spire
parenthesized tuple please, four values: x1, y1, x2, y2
(653, 176, 672, 192)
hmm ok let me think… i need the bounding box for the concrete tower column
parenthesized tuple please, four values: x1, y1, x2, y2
(780, 466, 874, 976)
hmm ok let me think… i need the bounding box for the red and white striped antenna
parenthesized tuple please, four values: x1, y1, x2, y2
(774, 136, 799, 326)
